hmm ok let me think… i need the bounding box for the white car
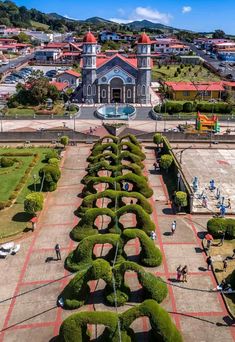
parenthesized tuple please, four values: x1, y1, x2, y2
(0, 242, 20, 258)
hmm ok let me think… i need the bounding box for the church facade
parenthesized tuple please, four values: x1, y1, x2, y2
(80, 31, 152, 104)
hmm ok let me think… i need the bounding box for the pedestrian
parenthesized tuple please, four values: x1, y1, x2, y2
(206, 239, 212, 251)
(223, 259, 228, 272)
(171, 220, 176, 235)
(150, 231, 156, 240)
(89, 127, 93, 134)
(206, 256, 213, 270)
(218, 231, 225, 246)
(176, 265, 182, 281)
(124, 182, 129, 191)
(55, 243, 61, 260)
(153, 162, 158, 171)
(181, 265, 188, 282)
(130, 199, 134, 205)
(228, 198, 231, 209)
(32, 221, 36, 232)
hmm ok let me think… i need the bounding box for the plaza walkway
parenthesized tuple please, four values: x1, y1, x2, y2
(0, 144, 234, 341)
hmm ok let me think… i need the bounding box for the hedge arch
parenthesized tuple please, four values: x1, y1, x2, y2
(120, 134, 141, 147)
(65, 233, 124, 271)
(66, 229, 162, 271)
(85, 161, 143, 177)
(82, 173, 153, 198)
(59, 260, 167, 309)
(91, 141, 145, 161)
(59, 300, 182, 342)
(78, 190, 152, 216)
(107, 261, 167, 306)
(97, 135, 119, 144)
(87, 152, 144, 168)
(71, 205, 155, 241)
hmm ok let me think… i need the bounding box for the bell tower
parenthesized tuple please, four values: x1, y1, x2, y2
(82, 29, 97, 104)
(136, 32, 151, 104)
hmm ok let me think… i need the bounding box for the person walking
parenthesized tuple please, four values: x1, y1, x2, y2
(206, 239, 212, 251)
(182, 265, 188, 282)
(218, 231, 225, 246)
(206, 256, 213, 270)
(176, 265, 182, 281)
(171, 220, 176, 235)
(153, 162, 158, 171)
(223, 259, 228, 272)
(55, 243, 61, 261)
(228, 198, 231, 209)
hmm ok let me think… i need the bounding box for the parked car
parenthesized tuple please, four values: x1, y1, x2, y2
(0, 242, 20, 258)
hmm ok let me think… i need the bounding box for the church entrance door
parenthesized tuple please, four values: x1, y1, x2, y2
(112, 88, 121, 103)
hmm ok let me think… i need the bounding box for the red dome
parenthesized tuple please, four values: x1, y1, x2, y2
(138, 33, 151, 44)
(83, 31, 97, 43)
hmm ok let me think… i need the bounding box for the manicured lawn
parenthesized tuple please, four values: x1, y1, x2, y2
(0, 147, 52, 240)
(6, 108, 36, 117)
(6, 102, 65, 117)
(152, 64, 220, 82)
(210, 240, 235, 316)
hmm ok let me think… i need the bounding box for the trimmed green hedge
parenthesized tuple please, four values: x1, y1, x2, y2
(82, 173, 153, 198)
(39, 164, 61, 191)
(207, 218, 235, 239)
(59, 300, 182, 342)
(88, 151, 144, 168)
(66, 229, 162, 271)
(78, 190, 152, 215)
(24, 192, 44, 214)
(44, 149, 59, 162)
(71, 205, 155, 241)
(60, 260, 167, 309)
(0, 157, 15, 167)
(85, 161, 143, 177)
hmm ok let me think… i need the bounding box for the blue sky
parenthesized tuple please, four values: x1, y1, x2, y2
(14, 0, 235, 33)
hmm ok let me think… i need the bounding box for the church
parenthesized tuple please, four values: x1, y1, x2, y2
(80, 30, 152, 104)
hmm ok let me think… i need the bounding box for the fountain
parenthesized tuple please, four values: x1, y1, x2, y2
(96, 103, 136, 120)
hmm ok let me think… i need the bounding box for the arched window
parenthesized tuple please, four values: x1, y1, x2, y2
(142, 59, 146, 67)
(87, 85, 92, 96)
(102, 89, 106, 98)
(127, 89, 131, 99)
(93, 85, 96, 95)
(142, 85, 146, 96)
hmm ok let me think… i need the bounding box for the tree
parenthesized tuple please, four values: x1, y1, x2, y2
(24, 192, 44, 214)
(153, 133, 163, 147)
(212, 30, 225, 39)
(13, 32, 31, 43)
(174, 191, 188, 211)
(160, 154, 173, 172)
(60, 136, 69, 147)
(39, 165, 61, 192)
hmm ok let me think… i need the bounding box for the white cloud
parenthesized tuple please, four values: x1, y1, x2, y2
(110, 6, 172, 25)
(182, 6, 192, 14)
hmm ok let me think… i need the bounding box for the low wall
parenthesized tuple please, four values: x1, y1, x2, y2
(0, 130, 99, 143)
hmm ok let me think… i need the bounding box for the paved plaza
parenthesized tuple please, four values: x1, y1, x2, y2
(176, 148, 235, 214)
(0, 144, 234, 341)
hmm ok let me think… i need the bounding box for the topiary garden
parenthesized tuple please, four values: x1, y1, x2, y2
(58, 134, 182, 341)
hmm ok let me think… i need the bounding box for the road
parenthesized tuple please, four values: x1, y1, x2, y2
(187, 43, 235, 81)
(0, 53, 34, 74)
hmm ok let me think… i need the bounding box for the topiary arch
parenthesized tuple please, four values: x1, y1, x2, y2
(59, 300, 182, 342)
(59, 260, 167, 309)
(66, 229, 162, 272)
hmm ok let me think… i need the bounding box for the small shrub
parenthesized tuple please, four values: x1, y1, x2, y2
(174, 72, 178, 77)
(39, 164, 61, 192)
(60, 135, 69, 147)
(44, 150, 59, 162)
(48, 158, 60, 165)
(174, 191, 188, 211)
(207, 218, 235, 239)
(183, 101, 193, 112)
(160, 154, 173, 171)
(153, 133, 163, 146)
(24, 192, 44, 214)
(0, 157, 15, 168)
